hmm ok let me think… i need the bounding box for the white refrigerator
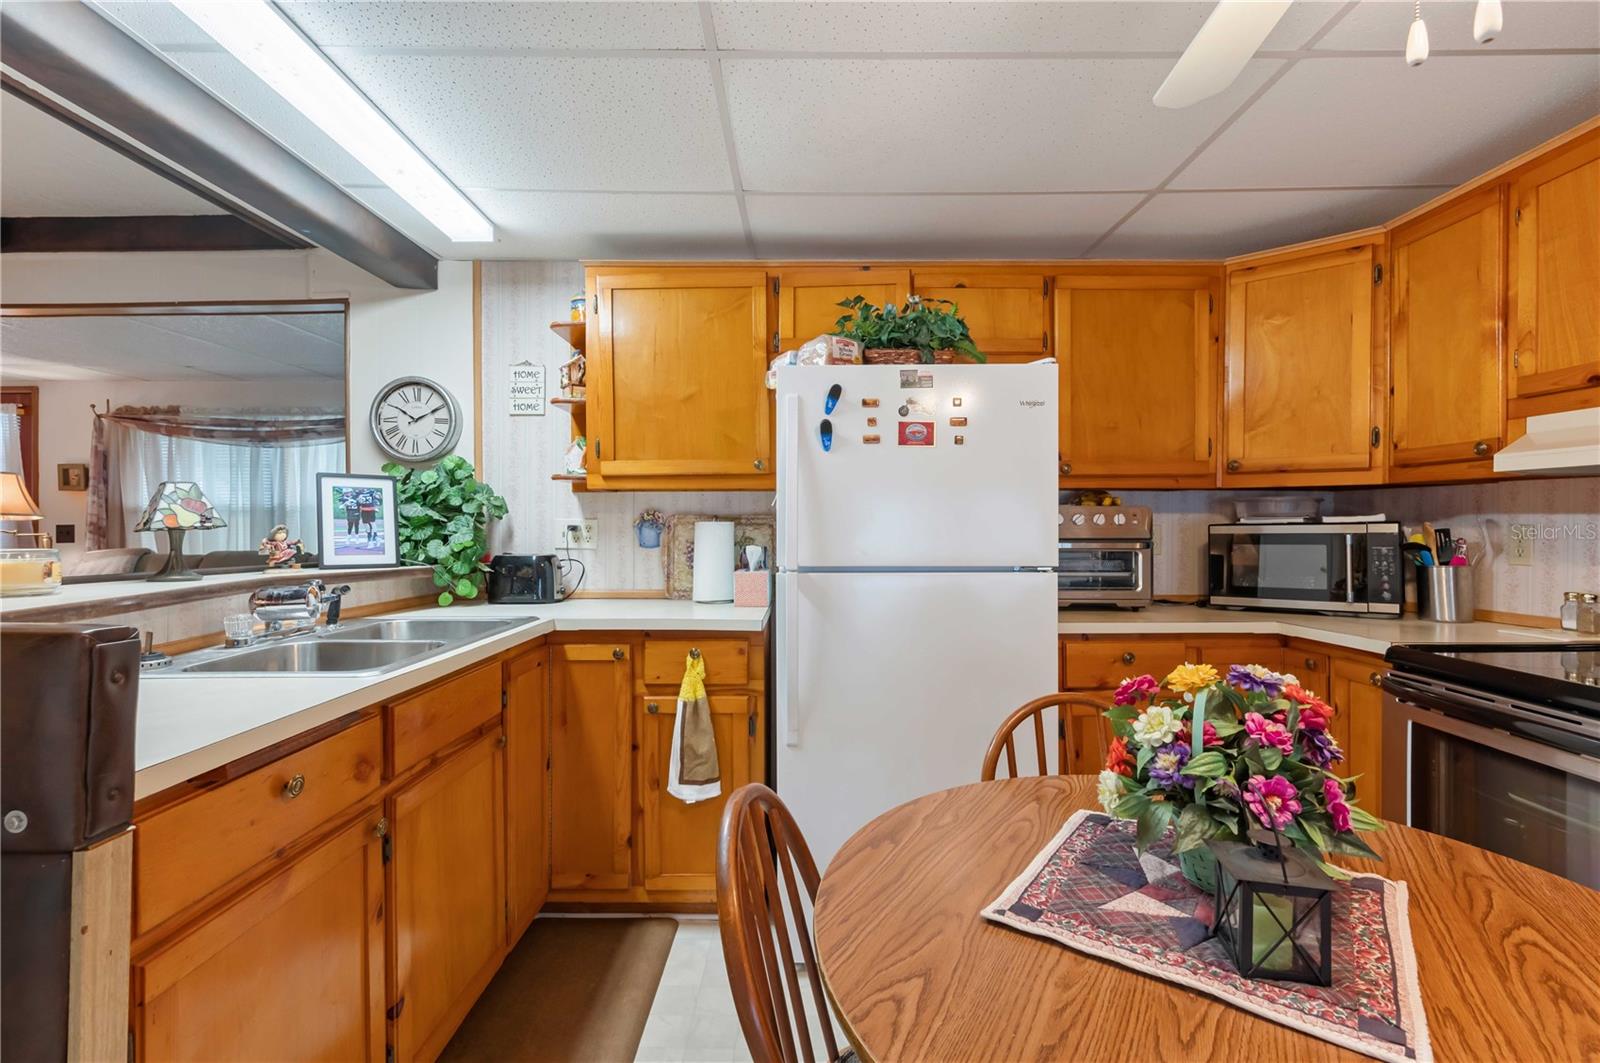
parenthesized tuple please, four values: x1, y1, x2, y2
(775, 362, 1060, 871)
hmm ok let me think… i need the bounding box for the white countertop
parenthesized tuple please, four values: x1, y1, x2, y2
(1058, 603, 1571, 656)
(133, 598, 768, 799)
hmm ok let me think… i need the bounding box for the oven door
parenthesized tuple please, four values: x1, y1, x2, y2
(1383, 677, 1600, 890)
(1057, 543, 1147, 600)
(1208, 525, 1368, 611)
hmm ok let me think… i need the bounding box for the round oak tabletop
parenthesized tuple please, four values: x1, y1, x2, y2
(812, 776, 1600, 1062)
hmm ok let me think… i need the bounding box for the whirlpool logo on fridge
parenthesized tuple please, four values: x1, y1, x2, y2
(1018, 399, 1048, 408)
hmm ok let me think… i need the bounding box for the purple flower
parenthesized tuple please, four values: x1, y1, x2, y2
(1148, 741, 1192, 789)
(1323, 777, 1353, 832)
(1244, 774, 1302, 830)
(1299, 727, 1345, 768)
(1113, 674, 1160, 706)
(1244, 712, 1295, 755)
(1228, 663, 1289, 696)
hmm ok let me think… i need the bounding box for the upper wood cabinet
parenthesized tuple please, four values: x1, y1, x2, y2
(1054, 271, 1219, 486)
(589, 269, 772, 485)
(503, 647, 548, 942)
(1389, 187, 1506, 478)
(912, 271, 1049, 360)
(777, 266, 908, 351)
(549, 642, 634, 891)
(1508, 130, 1600, 413)
(1223, 239, 1386, 485)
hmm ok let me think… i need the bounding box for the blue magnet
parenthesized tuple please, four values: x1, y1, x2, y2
(819, 418, 833, 452)
(824, 383, 842, 415)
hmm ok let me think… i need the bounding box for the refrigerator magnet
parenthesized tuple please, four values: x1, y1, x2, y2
(898, 369, 934, 389)
(819, 419, 834, 452)
(898, 421, 934, 446)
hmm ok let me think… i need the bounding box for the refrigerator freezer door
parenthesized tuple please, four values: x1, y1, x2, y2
(775, 569, 1058, 872)
(777, 364, 1059, 569)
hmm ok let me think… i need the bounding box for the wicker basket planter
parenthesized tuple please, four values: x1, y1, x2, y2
(861, 347, 960, 365)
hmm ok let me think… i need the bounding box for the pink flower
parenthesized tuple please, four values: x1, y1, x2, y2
(1180, 721, 1220, 749)
(1323, 777, 1353, 833)
(1112, 674, 1160, 706)
(1244, 712, 1294, 755)
(1244, 774, 1303, 831)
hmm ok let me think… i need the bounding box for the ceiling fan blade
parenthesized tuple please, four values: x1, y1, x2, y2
(1154, 0, 1294, 109)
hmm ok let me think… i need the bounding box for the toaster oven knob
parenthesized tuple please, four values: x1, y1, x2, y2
(1092, 513, 1106, 525)
(1071, 513, 1086, 526)
(1112, 512, 1126, 525)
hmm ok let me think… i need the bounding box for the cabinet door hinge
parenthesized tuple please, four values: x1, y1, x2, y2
(386, 1046, 395, 1063)
(771, 277, 779, 296)
(128, 1031, 136, 1063)
(748, 714, 756, 737)
(772, 330, 780, 354)
(1514, 207, 1522, 223)
(386, 997, 406, 1021)
(1043, 277, 1049, 297)
(1207, 437, 1213, 457)
(1372, 264, 1383, 286)
(590, 293, 597, 314)
(1371, 426, 1381, 448)
(1207, 294, 1214, 314)
(1041, 334, 1048, 351)
(1512, 350, 1521, 370)
(501, 689, 508, 709)
(382, 834, 392, 864)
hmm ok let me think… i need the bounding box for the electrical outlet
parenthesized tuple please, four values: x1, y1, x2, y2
(1508, 524, 1536, 566)
(560, 518, 599, 550)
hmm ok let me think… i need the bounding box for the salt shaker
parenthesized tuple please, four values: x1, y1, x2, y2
(1562, 591, 1582, 631)
(1580, 593, 1600, 636)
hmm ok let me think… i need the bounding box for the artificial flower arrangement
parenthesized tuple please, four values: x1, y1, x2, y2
(1097, 662, 1382, 889)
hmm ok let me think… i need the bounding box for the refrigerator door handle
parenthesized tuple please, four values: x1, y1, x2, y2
(780, 393, 800, 571)
(784, 576, 801, 748)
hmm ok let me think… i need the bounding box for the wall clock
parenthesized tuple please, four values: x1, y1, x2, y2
(369, 376, 462, 462)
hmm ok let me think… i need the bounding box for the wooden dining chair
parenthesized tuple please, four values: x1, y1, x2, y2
(716, 783, 854, 1063)
(981, 692, 1112, 781)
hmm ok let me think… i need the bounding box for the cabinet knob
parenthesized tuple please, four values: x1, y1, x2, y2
(647, 702, 660, 714)
(496, 733, 508, 748)
(1370, 671, 1383, 687)
(1473, 440, 1491, 456)
(1226, 459, 1241, 473)
(612, 647, 625, 660)
(1060, 462, 1072, 476)
(283, 773, 305, 800)
(754, 459, 767, 471)
(373, 817, 389, 839)
(1303, 657, 1318, 671)
(1121, 651, 1136, 665)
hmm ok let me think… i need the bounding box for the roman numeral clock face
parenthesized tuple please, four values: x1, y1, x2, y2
(370, 377, 462, 462)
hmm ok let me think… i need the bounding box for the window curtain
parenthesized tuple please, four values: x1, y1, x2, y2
(0, 404, 22, 537)
(90, 406, 345, 554)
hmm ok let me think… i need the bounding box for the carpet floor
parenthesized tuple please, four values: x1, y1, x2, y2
(440, 917, 679, 1062)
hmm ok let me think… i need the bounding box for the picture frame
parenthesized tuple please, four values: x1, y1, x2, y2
(315, 473, 398, 568)
(57, 463, 89, 492)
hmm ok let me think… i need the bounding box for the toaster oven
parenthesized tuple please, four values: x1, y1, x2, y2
(1058, 505, 1152, 609)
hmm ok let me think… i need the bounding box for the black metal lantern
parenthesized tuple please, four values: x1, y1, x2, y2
(1207, 831, 1336, 986)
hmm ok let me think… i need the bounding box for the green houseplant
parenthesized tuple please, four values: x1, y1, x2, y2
(833, 295, 985, 364)
(384, 455, 508, 606)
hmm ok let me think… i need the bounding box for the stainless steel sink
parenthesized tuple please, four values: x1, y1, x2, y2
(328, 618, 527, 642)
(178, 639, 446, 674)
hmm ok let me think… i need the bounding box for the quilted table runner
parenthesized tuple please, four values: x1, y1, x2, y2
(984, 810, 1432, 1063)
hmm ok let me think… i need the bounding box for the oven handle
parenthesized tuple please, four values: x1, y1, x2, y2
(1344, 533, 1355, 604)
(1384, 684, 1600, 784)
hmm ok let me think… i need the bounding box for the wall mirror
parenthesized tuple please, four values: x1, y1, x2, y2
(0, 301, 348, 584)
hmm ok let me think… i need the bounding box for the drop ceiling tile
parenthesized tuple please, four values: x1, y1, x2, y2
(726, 58, 1282, 193)
(0, 94, 219, 216)
(349, 187, 749, 259)
(1093, 187, 1450, 259)
(322, 53, 734, 191)
(281, 1, 705, 50)
(1173, 55, 1600, 189)
(91, 1, 217, 48)
(746, 193, 1142, 258)
(1314, 0, 1600, 51)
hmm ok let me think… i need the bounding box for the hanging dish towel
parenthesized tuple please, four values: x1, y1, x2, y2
(668, 653, 721, 804)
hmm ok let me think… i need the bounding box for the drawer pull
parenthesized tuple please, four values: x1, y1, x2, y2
(1370, 671, 1383, 687)
(754, 459, 767, 471)
(1303, 657, 1318, 670)
(283, 773, 305, 800)
(647, 702, 660, 714)
(1121, 651, 1136, 665)
(1060, 462, 1072, 476)
(612, 647, 625, 660)
(689, 647, 701, 659)
(1226, 459, 1241, 473)
(1473, 440, 1491, 456)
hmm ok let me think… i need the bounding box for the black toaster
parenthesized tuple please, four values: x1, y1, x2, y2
(487, 554, 562, 603)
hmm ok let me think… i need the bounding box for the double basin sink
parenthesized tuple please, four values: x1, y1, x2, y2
(156, 617, 531, 676)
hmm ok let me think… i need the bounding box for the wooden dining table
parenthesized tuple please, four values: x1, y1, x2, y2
(812, 776, 1600, 1062)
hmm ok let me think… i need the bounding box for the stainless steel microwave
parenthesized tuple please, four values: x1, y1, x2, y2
(1207, 521, 1403, 616)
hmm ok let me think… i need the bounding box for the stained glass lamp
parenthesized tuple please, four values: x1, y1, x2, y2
(0, 471, 62, 596)
(1208, 831, 1335, 986)
(132, 481, 226, 582)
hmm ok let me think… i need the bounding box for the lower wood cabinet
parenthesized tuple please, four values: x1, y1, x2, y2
(637, 693, 757, 892)
(1327, 654, 1388, 819)
(389, 730, 506, 1063)
(549, 642, 634, 891)
(503, 647, 548, 941)
(133, 810, 387, 1063)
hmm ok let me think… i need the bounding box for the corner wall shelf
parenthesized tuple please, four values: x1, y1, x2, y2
(548, 320, 585, 349)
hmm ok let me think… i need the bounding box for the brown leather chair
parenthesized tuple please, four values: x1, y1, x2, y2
(981, 692, 1112, 780)
(1, 623, 140, 1062)
(716, 784, 853, 1063)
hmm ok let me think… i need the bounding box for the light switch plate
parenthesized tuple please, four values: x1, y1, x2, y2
(560, 518, 599, 550)
(1508, 524, 1535, 566)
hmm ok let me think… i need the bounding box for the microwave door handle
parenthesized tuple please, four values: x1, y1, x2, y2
(1345, 533, 1356, 604)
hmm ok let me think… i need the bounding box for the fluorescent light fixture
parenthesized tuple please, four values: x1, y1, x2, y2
(171, 0, 493, 243)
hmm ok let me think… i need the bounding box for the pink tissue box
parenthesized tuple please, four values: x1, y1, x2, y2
(734, 570, 770, 607)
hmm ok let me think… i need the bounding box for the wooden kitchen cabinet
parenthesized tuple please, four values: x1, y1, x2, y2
(1328, 654, 1388, 820)
(1389, 186, 1506, 479)
(913, 270, 1048, 360)
(549, 642, 634, 891)
(1508, 129, 1600, 415)
(389, 730, 506, 1063)
(777, 266, 908, 351)
(1223, 239, 1386, 485)
(637, 693, 757, 892)
(503, 647, 548, 942)
(134, 811, 387, 1063)
(1193, 638, 1287, 673)
(1055, 271, 1220, 486)
(588, 268, 772, 487)
(1066, 694, 1113, 775)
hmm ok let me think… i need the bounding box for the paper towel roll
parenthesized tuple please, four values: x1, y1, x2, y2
(691, 521, 736, 603)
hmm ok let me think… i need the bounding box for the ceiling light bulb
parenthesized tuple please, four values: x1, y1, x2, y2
(1405, 3, 1430, 66)
(171, 0, 493, 244)
(1473, 0, 1503, 43)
